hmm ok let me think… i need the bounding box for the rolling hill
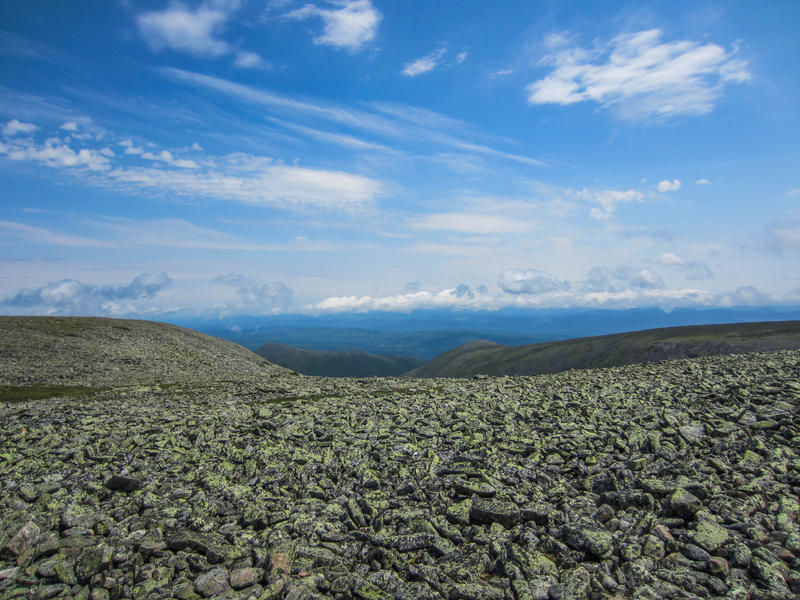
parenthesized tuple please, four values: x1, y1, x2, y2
(406, 320, 800, 377)
(255, 342, 423, 377)
(0, 316, 288, 387)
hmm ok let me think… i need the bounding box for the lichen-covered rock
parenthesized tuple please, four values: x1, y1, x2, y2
(2, 339, 799, 600)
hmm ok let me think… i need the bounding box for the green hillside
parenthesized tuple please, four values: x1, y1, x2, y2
(0, 316, 288, 389)
(255, 341, 423, 377)
(406, 320, 800, 377)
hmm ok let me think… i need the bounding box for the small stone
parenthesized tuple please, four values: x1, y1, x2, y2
(470, 500, 521, 529)
(89, 588, 109, 600)
(172, 581, 196, 600)
(678, 424, 705, 444)
(652, 524, 674, 543)
(561, 519, 613, 558)
(195, 567, 231, 598)
(670, 488, 702, 519)
(693, 520, 729, 552)
(105, 474, 142, 492)
(229, 567, 260, 589)
(561, 567, 590, 600)
(1, 521, 40, 558)
(708, 557, 730, 579)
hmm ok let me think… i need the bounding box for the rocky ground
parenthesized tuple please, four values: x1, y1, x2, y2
(1, 349, 799, 600)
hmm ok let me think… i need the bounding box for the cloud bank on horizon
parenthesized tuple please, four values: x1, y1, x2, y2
(0, 1, 799, 317)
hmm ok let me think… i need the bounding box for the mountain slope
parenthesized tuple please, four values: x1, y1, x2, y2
(255, 342, 423, 377)
(0, 316, 288, 387)
(406, 320, 800, 377)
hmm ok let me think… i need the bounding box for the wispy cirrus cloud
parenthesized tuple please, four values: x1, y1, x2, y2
(286, 0, 381, 51)
(0, 220, 115, 248)
(413, 213, 533, 235)
(160, 68, 545, 166)
(527, 29, 750, 120)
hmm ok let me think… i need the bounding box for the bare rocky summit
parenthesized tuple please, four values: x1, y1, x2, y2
(1, 317, 799, 600)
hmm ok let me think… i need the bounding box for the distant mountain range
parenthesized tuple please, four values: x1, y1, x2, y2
(255, 342, 423, 377)
(406, 320, 800, 378)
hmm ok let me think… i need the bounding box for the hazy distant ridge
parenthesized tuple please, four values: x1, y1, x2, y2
(406, 320, 800, 377)
(255, 342, 423, 377)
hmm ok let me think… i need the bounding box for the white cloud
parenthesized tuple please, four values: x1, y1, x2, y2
(59, 121, 78, 131)
(498, 269, 570, 295)
(578, 188, 644, 219)
(657, 179, 681, 192)
(653, 252, 713, 280)
(455, 51, 468, 64)
(402, 48, 447, 77)
(413, 213, 532, 234)
(490, 68, 514, 78)
(766, 219, 800, 252)
(104, 155, 382, 210)
(583, 265, 664, 292)
(527, 29, 750, 120)
(287, 0, 381, 51)
(119, 139, 144, 155)
(310, 287, 497, 313)
(137, 1, 234, 57)
(215, 273, 293, 311)
(306, 283, 752, 314)
(234, 51, 269, 69)
(141, 149, 198, 169)
(0, 137, 110, 170)
(0, 220, 115, 247)
(787, 189, 800, 197)
(2, 271, 172, 315)
(2, 119, 38, 136)
(696, 178, 711, 185)
(161, 68, 544, 166)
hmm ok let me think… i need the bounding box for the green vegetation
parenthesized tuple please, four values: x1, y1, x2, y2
(407, 320, 800, 377)
(0, 384, 103, 403)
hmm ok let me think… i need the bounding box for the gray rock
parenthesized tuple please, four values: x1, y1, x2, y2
(194, 567, 231, 598)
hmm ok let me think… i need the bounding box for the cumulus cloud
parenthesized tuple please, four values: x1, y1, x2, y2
(287, 0, 381, 51)
(2, 119, 38, 136)
(716, 286, 768, 307)
(215, 273, 293, 311)
(583, 265, 664, 292)
(696, 178, 711, 185)
(577, 188, 644, 220)
(137, 1, 235, 56)
(2, 271, 172, 315)
(653, 252, 713, 280)
(233, 50, 266, 69)
(657, 179, 681, 192)
(498, 269, 570, 295)
(310, 286, 496, 313)
(527, 29, 750, 120)
(0, 137, 110, 170)
(402, 48, 446, 77)
(140, 149, 198, 169)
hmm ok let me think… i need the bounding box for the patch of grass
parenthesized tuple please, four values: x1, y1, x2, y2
(0, 385, 104, 403)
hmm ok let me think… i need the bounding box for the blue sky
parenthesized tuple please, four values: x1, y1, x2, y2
(1, 0, 798, 316)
